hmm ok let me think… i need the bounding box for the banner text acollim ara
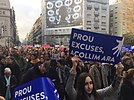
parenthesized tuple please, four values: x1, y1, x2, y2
(70, 32, 115, 63)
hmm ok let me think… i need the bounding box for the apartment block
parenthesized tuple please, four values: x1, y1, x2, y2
(110, 0, 134, 36)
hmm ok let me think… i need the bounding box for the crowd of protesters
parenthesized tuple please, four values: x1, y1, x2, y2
(0, 45, 133, 100)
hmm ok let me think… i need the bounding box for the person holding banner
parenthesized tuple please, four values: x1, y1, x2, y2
(65, 56, 124, 100)
(121, 56, 134, 71)
(20, 60, 51, 85)
(118, 68, 134, 100)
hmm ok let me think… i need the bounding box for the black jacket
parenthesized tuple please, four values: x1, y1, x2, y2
(1, 75, 17, 98)
(20, 65, 50, 85)
(118, 81, 134, 100)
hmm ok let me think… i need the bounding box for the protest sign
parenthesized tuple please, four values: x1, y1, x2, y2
(122, 46, 134, 52)
(13, 77, 60, 100)
(69, 28, 124, 64)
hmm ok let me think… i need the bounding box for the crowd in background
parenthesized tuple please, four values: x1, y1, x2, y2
(0, 45, 133, 100)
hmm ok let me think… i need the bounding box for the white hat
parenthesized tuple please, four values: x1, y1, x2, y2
(4, 67, 11, 73)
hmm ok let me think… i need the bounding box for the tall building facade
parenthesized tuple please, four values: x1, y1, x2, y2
(83, 0, 109, 33)
(41, 0, 109, 46)
(110, 0, 134, 36)
(109, 3, 123, 36)
(29, 16, 42, 46)
(0, 0, 16, 47)
(10, 7, 17, 45)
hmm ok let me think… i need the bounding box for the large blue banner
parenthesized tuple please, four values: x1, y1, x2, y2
(13, 77, 60, 100)
(69, 28, 124, 64)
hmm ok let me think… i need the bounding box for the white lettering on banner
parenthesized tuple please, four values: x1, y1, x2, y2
(40, 92, 46, 99)
(73, 33, 94, 42)
(70, 50, 115, 63)
(36, 93, 40, 100)
(15, 85, 59, 100)
(71, 41, 104, 54)
(15, 85, 32, 97)
(20, 92, 47, 100)
(71, 50, 100, 60)
(101, 56, 115, 62)
(54, 89, 60, 98)
(15, 85, 49, 100)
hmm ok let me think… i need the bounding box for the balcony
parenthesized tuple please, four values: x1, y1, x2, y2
(94, 11, 99, 17)
(94, 4, 99, 11)
(87, 4, 92, 10)
(94, 17, 99, 22)
(94, 23, 99, 29)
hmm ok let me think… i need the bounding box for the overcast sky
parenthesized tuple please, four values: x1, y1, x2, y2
(10, 0, 116, 42)
(10, 0, 41, 42)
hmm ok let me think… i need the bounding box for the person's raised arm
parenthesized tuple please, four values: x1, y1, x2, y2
(97, 62, 124, 97)
(115, 62, 124, 77)
(69, 55, 80, 74)
(65, 55, 80, 100)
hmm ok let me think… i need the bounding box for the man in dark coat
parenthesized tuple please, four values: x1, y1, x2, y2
(0, 76, 4, 96)
(1, 68, 17, 100)
(20, 57, 70, 100)
(20, 61, 51, 85)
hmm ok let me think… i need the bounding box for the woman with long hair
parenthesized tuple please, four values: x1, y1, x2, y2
(66, 56, 124, 100)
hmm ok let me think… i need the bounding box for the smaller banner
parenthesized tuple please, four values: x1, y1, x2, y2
(69, 28, 124, 64)
(13, 77, 60, 100)
(122, 46, 134, 52)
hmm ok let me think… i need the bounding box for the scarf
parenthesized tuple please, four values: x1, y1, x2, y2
(4, 76, 11, 100)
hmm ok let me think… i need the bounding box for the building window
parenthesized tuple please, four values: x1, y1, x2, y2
(94, 23, 99, 29)
(101, 6, 107, 11)
(94, 11, 99, 17)
(110, 13, 113, 17)
(87, 23, 91, 26)
(102, 22, 106, 27)
(101, 28, 106, 30)
(87, 14, 92, 17)
(4, 25, 7, 31)
(87, 6, 92, 10)
(3, 11, 5, 14)
(87, 21, 91, 25)
(87, 3, 92, 9)
(115, 7, 118, 9)
(94, 17, 99, 22)
(110, 23, 113, 27)
(102, 22, 106, 24)
(94, 4, 99, 11)
(115, 32, 117, 34)
(102, 16, 106, 19)
(87, 27, 91, 30)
